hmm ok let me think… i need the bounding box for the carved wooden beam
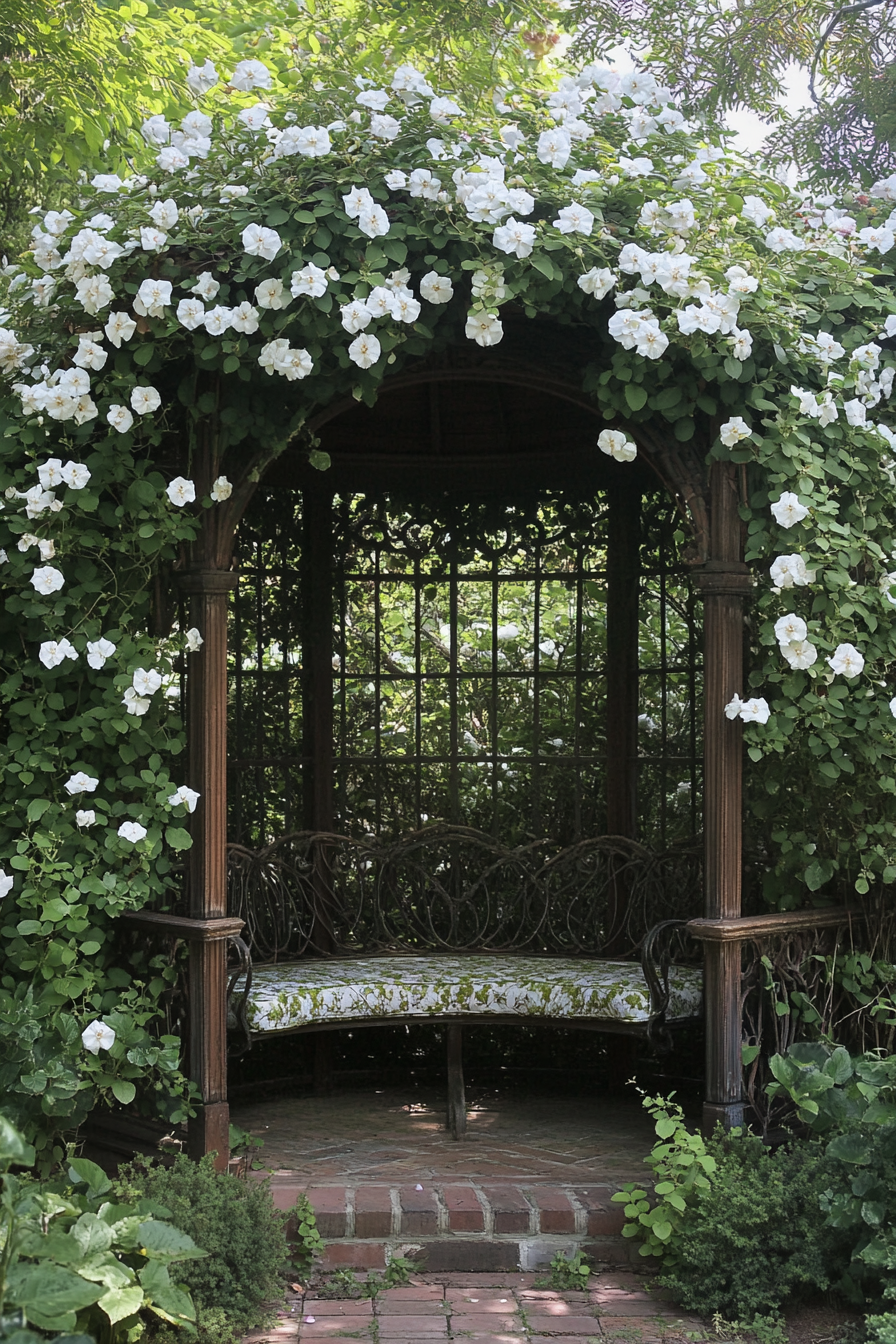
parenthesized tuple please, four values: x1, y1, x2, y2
(120, 910, 245, 941)
(687, 907, 861, 942)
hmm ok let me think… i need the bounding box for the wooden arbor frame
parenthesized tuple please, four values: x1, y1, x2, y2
(133, 343, 798, 1166)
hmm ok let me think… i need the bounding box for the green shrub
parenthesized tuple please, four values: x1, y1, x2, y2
(120, 1155, 291, 1344)
(657, 1127, 852, 1321)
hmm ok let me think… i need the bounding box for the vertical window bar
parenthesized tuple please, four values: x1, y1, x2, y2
(533, 541, 541, 838)
(415, 555, 422, 830)
(374, 506, 382, 836)
(449, 556, 459, 825)
(491, 553, 499, 832)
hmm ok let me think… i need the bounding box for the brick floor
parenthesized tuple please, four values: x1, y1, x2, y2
(282, 1271, 709, 1342)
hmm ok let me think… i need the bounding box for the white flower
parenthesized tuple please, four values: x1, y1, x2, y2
(827, 643, 865, 678)
(770, 492, 809, 528)
(140, 226, 168, 252)
(430, 96, 463, 124)
(774, 613, 808, 644)
(31, 565, 65, 594)
(291, 264, 329, 298)
(230, 58, 272, 91)
(724, 694, 745, 720)
(168, 785, 200, 812)
(719, 416, 752, 447)
(105, 312, 137, 347)
(141, 114, 170, 145)
(370, 113, 401, 140)
(598, 429, 637, 462)
(741, 195, 774, 227)
(278, 124, 331, 158)
(134, 278, 173, 317)
(204, 305, 232, 336)
(185, 628, 203, 652)
(257, 340, 313, 381)
(238, 102, 271, 132)
(230, 301, 259, 334)
(578, 267, 615, 299)
(107, 405, 134, 434)
(729, 328, 754, 361)
(391, 288, 421, 323)
(148, 199, 179, 231)
(348, 332, 382, 368)
(157, 146, 189, 172)
(255, 278, 289, 310)
(536, 127, 571, 168)
(634, 322, 669, 359)
(177, 297, 206, 330)
(132, 667, 163, 696)
(781, 639, 818, 670)
(122, 687, 151, 716)
(186, 59, 218, 94)
(39, 638, 78, 669)
(75, 275, 115, 315)
(342, 185, 374, 218)
(193, 272, 220, 301)
(82, 1019, 116, 1053)
(740, 697, 771, 724)
(118, 821, 147, 843)
(419, 272, 453, 304)
(408, 168, 442, 199)
(91, 174, 123, 193)
(37, 458, 65, 489)
(0, 871, 12, 899)
(131, 386, 161, 415)
(242, 223, 281, 261)
(211, 476, 232, 502)
(553, 203, 595, 236)
(86, 637, 116, 669)
(75, 809, 97, 828)
(489, 217, 535, 258)
(770, 554, 810, 588)
(465, 312, 504, 347)
(844, 399, 868, 427)
(357, 204, 390, 239)
(73, 334, 107, 371)
(166, 477, 196, 506)
(890, 694, 896, 719)
(65, 771, 99, 795)
(340, 299, 372, 333)
(664, 199, 697, 234)
(385, 169, 408, 189)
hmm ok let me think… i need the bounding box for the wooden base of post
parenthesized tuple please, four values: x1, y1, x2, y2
(702, 1100, 745, 1134)
(187, 1101, 230, 1171)
(446, 1025, 466, 1141)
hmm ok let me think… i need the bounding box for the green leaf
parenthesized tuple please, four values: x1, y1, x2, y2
(9, 1266, 103, 1319)
(68, 1158, 112, 1195)
(111, 1078, 137, 1105)
(827, 1133, 872, 1164)
(26, 798, 51, 822)
(624, 383, 648, 412)
(164, 826, 192, 851)
(96, 1286, 145, 1325)
(137, 1221, 208, 1262)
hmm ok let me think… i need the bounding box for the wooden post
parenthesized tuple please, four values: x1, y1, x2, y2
(694, 461, 752, 1133)
(606, 482, 641, 844)
(178, 568, 239, 1170)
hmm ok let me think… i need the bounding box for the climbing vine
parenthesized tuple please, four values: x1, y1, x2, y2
(2, 54, 896, 1152)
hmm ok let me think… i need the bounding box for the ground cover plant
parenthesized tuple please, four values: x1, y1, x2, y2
(0, 1114, 204, 1344)
(2, 46, 896, 1158)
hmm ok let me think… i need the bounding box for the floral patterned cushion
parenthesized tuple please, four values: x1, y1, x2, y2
(230, 954, 703, 1035)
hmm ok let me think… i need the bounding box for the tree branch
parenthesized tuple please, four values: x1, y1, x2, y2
(809, 0, 890, 104)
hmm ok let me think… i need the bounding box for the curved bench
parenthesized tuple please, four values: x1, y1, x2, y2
(225, 827, 704, 1137)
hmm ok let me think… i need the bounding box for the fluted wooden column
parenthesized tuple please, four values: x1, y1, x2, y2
(694, 461, 751, 1133)
(179, 568, 239, 1169)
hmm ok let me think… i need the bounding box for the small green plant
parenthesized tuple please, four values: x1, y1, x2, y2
(121, 1153, 291, 1344)
(611, 1092, 717, 1263)
(327, 1268, 361, 1297)
(545, 1249, 591, 1290)
(290, 1194, 324, 1272)
(227, 1124, 264, 1178)
(709, 1311, 787, 1344)
(362, 1256, 416, 1298)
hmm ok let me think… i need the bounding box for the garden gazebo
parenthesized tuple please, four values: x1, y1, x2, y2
(1, 57, 890, 1170)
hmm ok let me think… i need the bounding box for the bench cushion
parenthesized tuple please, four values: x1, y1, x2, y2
(231, 954, 703, 1035)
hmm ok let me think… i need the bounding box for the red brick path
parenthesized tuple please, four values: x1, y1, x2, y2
(245, 1273, 709, 1344)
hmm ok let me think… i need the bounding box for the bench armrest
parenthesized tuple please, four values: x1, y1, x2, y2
(641, 919, 703, 1052)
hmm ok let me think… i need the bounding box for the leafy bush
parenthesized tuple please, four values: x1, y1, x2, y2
(0, 1115, 204, 1344)
(657, 1127, 851, 1320)
(120, 1154, 291, 1344)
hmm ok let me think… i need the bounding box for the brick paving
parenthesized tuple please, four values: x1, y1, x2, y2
(245, 1274, 708, 1344)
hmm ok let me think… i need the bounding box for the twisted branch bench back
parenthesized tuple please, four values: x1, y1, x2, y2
(226, 825, 701, 963)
